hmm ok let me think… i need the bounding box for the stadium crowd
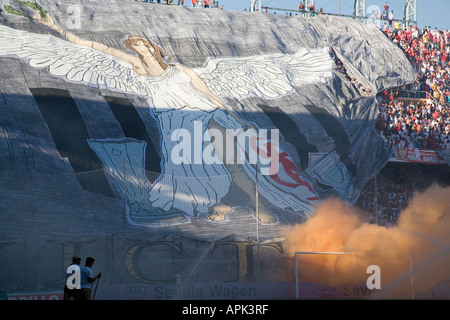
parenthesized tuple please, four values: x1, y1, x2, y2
(359, 23, 450, 226)
(376, 24, 450, 152)
(355, 161, 450, 227)
(356, 174, 413, 227)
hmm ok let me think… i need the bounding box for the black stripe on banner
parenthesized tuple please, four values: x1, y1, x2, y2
(104, 95, 161, 182)
(257, 104, 318, 170)
(31, 88, 115, 197)
(303, 104, 356, 177)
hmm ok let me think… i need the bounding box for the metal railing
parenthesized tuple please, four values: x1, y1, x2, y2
(262, 6, 416, 27)
(396, 90, 429, 100)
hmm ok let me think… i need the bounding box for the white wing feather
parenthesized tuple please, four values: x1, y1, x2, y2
(195, 47, 333, 99)
(0, 25, 148, 96)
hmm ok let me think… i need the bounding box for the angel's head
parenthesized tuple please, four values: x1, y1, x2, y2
(123, 35, 168, 71)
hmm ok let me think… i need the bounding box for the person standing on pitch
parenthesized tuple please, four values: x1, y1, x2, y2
(80, 257, 102, 300)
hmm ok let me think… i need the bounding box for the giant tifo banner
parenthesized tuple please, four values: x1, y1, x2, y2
(0, 0, 419, 299)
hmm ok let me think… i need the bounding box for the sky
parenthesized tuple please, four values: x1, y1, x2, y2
(215, 0, 450, 31)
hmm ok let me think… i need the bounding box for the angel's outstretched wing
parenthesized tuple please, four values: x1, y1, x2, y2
(194, 47, 333, 99)
(0, 25, 148, 95)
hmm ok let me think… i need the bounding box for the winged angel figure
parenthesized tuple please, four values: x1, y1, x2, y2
(0, 4, 335, 225)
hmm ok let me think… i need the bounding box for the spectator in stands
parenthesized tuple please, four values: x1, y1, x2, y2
(388, 10, 394, 26)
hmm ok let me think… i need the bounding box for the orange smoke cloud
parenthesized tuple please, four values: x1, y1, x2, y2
(284, 184, 450, 298)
